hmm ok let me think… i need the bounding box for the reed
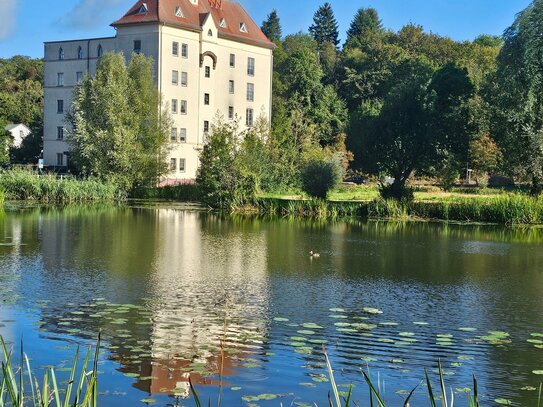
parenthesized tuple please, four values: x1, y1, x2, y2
(0, 335, 100, 407)
(0, 169, 123, 203)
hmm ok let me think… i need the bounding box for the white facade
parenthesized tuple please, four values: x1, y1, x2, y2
(43, 0, 274, 181)
(4, 124, 31, 148)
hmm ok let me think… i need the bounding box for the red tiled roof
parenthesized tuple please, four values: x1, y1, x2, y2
(111, 0, 274, 49)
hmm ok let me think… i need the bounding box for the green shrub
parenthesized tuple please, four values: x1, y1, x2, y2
(136, 184, 201, 201)
(379, 183, 414, 202)
(300, 158, 343, 199)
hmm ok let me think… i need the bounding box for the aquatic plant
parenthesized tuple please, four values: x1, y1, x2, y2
(0, 336, 100, 407)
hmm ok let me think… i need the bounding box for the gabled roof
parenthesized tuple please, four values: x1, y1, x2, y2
(111, 0, 274, 49)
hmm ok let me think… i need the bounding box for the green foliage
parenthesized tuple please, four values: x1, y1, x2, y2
(469, 133, 502, 185)
(0, 335, 100, 407)
(196, 120, 257, 209)
(138, 184, 201, 201)
(309, 2, 340, 48)
(300, 157, 343, 199)
(0, 56, 44, 164)
(492, 0, 543, 194)
(0, 169, 122, 202)
(261, 10, 282, 42)
(67, 52, 171, 194)
(345, 8, 385, 50)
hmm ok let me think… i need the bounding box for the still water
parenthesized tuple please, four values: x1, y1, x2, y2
(1, 204, 543, 406)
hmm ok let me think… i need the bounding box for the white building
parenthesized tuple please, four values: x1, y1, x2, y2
(4, 124, 31, 148)
(43, 0, 274, 181)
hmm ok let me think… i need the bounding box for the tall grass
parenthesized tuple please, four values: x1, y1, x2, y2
(0, 336, 100, 407)
(0, 169, 123, 203)
(252, 195, 543, 225)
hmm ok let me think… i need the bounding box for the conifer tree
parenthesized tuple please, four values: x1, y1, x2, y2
(309, 3, 339, 48)
(345, 8, 384, 49)
(261, 9, 282, 42)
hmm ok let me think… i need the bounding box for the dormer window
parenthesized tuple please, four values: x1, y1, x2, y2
(59, 48, 64, 60)
(137, 3, 148, 14)
(175, 6, 184, 18)
(219, 18, 227, 28)
(239, 22, 248, 33)
(208, 29, 213, 37)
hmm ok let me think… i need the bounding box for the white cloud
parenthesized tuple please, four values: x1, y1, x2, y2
(0, 0, 17, 41)
(59, 0, 127, 30)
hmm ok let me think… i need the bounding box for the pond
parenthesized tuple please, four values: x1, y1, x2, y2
(1, 204, 543, 406)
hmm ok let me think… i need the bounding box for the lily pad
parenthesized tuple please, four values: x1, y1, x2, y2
(363, 307, 383, 315)
(273, 317, 289, 322)
(302, 323, 323, 329)
(494, 398, 512, 405)
(297, 330, 315, 335)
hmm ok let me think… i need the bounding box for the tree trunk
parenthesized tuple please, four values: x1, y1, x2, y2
(531, 175, 543, 196)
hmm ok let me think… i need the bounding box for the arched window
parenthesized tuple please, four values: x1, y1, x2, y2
(97, 45, 103, 57)
(78, 46, 83, 59)
(59, 48, 64, 60)
(208, 29, 213, 37)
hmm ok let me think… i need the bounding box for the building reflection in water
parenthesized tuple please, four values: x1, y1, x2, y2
(32, 207, 271, 397)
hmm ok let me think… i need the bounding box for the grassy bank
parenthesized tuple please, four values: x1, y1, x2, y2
(254, 194, 543, 225)
(0, 170, 124, 203)
(135, 184, 201, 201)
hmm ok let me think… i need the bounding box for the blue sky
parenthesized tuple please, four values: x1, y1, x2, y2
(0, 0, 532, 58)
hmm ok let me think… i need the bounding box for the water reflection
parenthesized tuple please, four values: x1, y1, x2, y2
(1, 206, 543, 405)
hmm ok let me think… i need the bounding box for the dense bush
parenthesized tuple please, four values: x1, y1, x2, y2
(136, 184, 201, 201)
(0, 169, 123, 202)
(379, 183, 414, 202)
(300, 158, 343, 199)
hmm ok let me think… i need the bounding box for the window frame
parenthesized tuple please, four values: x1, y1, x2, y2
(180, 100, 187, 114)
(229, 80, 235, 94)
(57, 100, 64, 114)
(172, 41, 179, 56)
(247, 57, 255, 76)
(179, 158, 186, 173)
(172, 70, 179, 85)
(246, 108, 254, 127)
(247, 83, 254, 102)
(179, 128, 187, 143)
(57, 127, 64, 140)
(181, 43, 188, 58)
(204, 93, 210, 105)
(181, 71, 188, 87)
(171, 99, 178, 114)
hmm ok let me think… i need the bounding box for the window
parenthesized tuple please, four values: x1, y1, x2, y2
(247, 83, 254, 101)
(205, 66, 210, 78)
(56, 153, 64, 166)
(247, 57, 255, 76)
(97, 45, 103, 57)
(175, 6, 184, 18)
(171, 128, 177, 142)
(170, 158, 177, 171)
(57, 100, 64, 114)
(19, 130, 23, 139)
(76, 71, 83, 84)
(134, 40, 142, 54)
(181, 72, 187, 86)
(59, 48, 64, 60)
(172, 70, 179, 85)
(78, 47, 83, 59)
(228, 106, 234, 120)
(219, 18, 227, 28)
(57, 127, 64, 140)
(246, 108, 254, 127)
(179, 128, 186, 143)
(137, 3, 148, 14)
(57, 73, 64, 87)
(204, 93, 210, 105)
(179, 158, 186, 172)
(181, 43, 188, 58)
(203, 121, 210, 133)
(181, 100, 187, 114)
(229, 53, 235, 68)
(240, 22, 248, 33)
(208, 29, 213, 37)
(229, 80, 235, 94)
(172, 42, 179, 56)
(171, 99, 178, 114)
